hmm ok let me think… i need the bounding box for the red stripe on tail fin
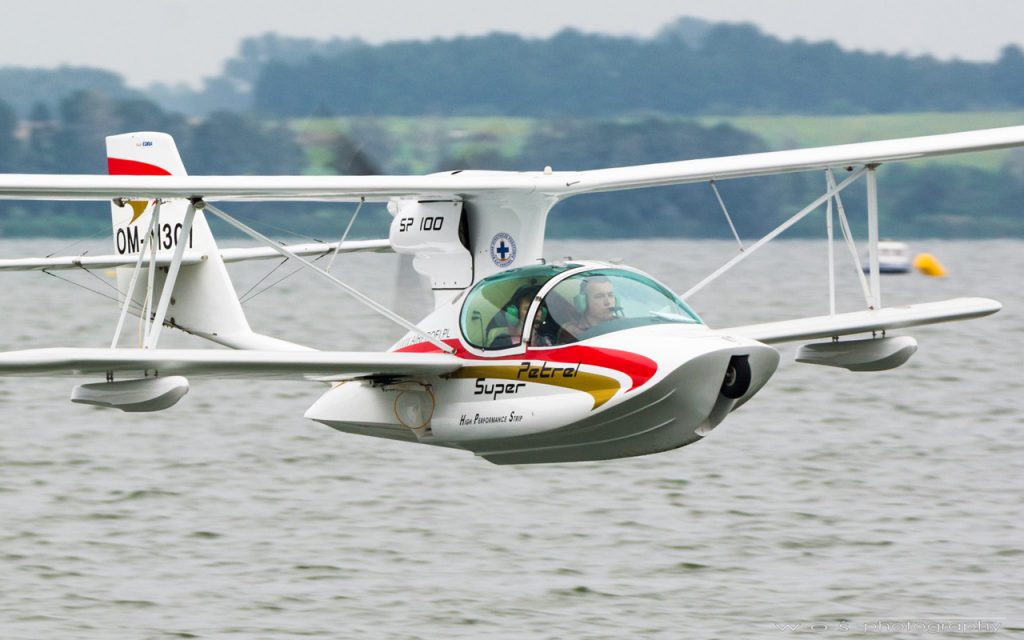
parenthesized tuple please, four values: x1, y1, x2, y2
(107, 157, 172, 176)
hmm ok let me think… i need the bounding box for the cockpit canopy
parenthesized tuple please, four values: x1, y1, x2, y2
(459, 264, 702, 351)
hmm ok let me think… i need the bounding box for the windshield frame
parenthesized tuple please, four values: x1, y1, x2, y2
(523, 264, 702, 348)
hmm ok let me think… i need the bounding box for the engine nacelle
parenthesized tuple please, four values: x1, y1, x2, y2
(388, 200, 472, 295)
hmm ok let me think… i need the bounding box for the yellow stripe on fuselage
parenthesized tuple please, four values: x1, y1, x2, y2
(451, 363, 620, 409)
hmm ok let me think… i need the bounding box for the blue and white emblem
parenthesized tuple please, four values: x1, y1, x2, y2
(490, 232, 517, 267)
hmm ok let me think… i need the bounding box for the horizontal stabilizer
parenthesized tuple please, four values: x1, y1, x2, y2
(0, 253, 205, 272)
(0, 348, 461, 381)
(722, 297, 1001, 344)
(0, 239, 391, 272)
(219, 239, 391, 263)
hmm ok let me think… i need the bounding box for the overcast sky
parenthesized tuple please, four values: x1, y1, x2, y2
(1, 0, 1023, 87)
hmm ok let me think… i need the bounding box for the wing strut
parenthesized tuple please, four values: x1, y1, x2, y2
(108, 201, 199, 350)
(201, 201, 456, 354)
(143, 202, 160, 339)
(866, 165, 881, 310)
(709, 180, 744, 252)
(145, 203, 196, 348)
(326, 198, 363, 273)
(111, 201, 161, 348)
(827, 169, 873, 307)
(825, 180, 836, 315)
(683, 166, 867, 300)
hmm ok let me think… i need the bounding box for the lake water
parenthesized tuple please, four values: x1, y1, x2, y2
(0, 237, 1021, 639)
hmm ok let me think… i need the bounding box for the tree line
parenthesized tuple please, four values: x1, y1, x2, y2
(4, 19, 1024, 120)
(250, 21, 1024, 118)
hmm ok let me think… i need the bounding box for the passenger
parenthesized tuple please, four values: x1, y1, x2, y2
(485, 284, 540, 348)
(506, 285, 539, 344)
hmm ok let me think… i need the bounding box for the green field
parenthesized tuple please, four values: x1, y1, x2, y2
(292, 111, 1024, 174)
(290, 116, 534, 174)
(702, 111, 1024, 169)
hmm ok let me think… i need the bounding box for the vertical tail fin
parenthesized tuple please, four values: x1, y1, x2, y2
(107, 132, 306, 351)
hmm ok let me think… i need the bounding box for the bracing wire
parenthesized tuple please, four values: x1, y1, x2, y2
(75, 263, 124, 296)
(326, 199, 364, 273)
(45, 225, 117, 258)
(241, 253, 330, 305)
(42, 269, 141, 310)
(238, 257, 290, 303)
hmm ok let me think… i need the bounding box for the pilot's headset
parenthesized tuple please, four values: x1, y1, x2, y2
(574, 278, 593, 314)
(505, 284, 541, 325)
(574, 276, 620, 317)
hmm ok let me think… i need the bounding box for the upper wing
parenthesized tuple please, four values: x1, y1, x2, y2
(562, 126, 1024, 195)
(0, 239, 392, 272)
(0, 172, 536, 202)
(722, 297, 1001, 345)
(0, 348, 461, 381)
(0, 126, 1021, 202)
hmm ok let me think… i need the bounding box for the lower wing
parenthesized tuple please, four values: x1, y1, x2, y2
(0, 348, 460, 381)
(722, 297, 1000, 344)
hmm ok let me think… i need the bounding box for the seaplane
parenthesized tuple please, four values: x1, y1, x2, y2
(0, 126, 1019, 464)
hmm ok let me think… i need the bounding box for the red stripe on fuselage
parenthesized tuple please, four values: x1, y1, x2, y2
(395, 338, 657, 391)
(107, 157, 172, 176)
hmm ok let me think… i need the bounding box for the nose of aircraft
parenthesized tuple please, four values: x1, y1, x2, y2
(624, 327, 780, 440)
(685, 337, 780, 436)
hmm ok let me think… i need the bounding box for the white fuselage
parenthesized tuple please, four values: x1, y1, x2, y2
(305, 289, 779, 464)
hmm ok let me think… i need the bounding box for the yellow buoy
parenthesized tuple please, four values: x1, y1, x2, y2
(913, 252, 947, 277)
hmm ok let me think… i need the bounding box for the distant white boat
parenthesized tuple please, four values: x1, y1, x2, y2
(864, 240, 912, 274)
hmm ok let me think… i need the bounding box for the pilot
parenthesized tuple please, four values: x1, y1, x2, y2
(560, 275, 618, 340)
